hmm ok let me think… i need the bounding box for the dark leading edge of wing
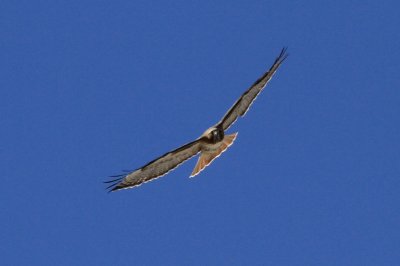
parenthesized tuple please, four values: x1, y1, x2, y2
(104, 139, 203, 192)
(216, 47, 288, 131)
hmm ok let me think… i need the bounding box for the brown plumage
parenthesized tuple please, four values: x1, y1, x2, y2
(190, 133, 238, 177)
(105, 48, 288, 192)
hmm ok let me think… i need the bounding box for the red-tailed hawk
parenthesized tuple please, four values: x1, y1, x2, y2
(105, 48, 288, 192)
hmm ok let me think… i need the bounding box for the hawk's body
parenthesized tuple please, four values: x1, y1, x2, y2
(191, 130, 238, 177)
(105, 48, 288, 192)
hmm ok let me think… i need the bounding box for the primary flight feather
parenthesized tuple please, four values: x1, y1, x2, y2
(105, 48, 288, 192)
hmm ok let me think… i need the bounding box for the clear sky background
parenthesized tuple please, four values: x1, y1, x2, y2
(1, 0, 400, 265)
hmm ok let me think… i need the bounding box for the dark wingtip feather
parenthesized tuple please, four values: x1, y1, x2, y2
(103, 176, 124, 183)
(104, 171, 131, 192)
(106, 182, 124, 193)
(278, 47, 289, 63)
(105, 180, 120, 189)
(110, 185, 122, 192)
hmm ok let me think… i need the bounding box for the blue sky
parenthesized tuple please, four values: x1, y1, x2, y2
(1, 0, 400, 265)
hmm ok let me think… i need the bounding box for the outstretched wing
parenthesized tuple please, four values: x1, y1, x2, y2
(105, 139, 203, 192)
(216, 48, 288, 131)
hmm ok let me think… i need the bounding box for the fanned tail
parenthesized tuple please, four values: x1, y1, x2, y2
(190, 133, 238, 177)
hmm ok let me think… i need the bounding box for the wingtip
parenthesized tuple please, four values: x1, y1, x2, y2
(105, 183, 124, 193)
(104, 176, 124, 192)
(279, 47, 289, 62)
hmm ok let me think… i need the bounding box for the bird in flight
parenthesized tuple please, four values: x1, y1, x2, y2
(105, 48, 288, 192)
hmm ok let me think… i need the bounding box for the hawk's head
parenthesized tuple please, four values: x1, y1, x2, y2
(202, 127, 224, 144)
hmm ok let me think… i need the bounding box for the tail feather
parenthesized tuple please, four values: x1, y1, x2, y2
(190, 132, 238, 177)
